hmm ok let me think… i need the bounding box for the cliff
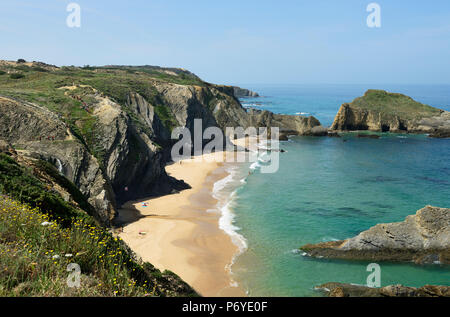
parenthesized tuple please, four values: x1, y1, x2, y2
(316, 283, 450, 297)
(331, 90, 450, 137)
(0, 60, 323, 224)
(300, 206, 450, 265)
(0, 145, 197, 296)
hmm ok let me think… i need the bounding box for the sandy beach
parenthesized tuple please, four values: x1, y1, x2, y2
(117, 151, 247, 297)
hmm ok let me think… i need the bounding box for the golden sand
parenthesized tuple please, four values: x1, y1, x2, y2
(118, 152, 246, 296)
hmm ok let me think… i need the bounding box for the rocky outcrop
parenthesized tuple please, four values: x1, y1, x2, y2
(331, 90, 450, 137)
(0, 61, 325, 226)
(246, 109, 326, 137)
(0, 96, 116, 225)
(153, 83, 322, 140)
(300, 206, 450, 265)
(231, 86, 260, 98)
(316, 282, 450, 297)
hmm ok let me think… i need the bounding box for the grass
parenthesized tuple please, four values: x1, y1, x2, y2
(0, 196, 195, 296)
(351, 90, 442, 120)
(0, 153, 86, 227)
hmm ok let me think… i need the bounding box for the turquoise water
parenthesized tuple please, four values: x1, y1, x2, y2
(227, 85, 450, 296)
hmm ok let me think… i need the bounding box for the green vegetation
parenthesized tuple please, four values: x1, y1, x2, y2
(0, 153, 197, 297)
(351, 90, 442, 120)
(0, 196, 196, 296)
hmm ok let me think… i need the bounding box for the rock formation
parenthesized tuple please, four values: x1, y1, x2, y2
(331, 90, 450, 137)
(300, 206, 450, 265)
(316, 282, 450, 297)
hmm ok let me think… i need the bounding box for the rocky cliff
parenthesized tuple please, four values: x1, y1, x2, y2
(316, 282, 450, 297)
(0, 61, 323, 225)
(231, 86, 260, 98)
(0, 96, 116, 224)
(331, 90, 450, 137)
(300, 206, 450, 265)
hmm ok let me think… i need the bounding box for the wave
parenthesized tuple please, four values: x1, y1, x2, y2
(212, 165, 248, 253)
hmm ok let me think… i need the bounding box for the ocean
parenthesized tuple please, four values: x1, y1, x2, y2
(214, 84, 450, 296)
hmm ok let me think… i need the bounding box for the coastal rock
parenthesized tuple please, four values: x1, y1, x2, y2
(231, 86, 260, 98)
(316, 282, 450, 297)
(357, 134, 380, 139)
(300, 206, 450, 265)
(330, 90, 450, 137)
(0, 139, 16, 156)
(246, 108, 324, 137)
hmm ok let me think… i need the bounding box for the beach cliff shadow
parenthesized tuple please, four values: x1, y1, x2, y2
(113, 175, 192, 229)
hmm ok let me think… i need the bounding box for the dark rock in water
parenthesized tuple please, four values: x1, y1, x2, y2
(280, 149, 286, 153)
(330, 90, 450, 136)
(300, 206, 450, 265)
(327, 131, 341, 138)
(316, 283, 450, 297)
(357, 134, 380, 139)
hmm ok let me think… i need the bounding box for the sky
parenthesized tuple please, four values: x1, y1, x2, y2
(1, 0, 450, 85)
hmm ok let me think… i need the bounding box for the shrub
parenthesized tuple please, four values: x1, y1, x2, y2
(17, 58, 26, 63)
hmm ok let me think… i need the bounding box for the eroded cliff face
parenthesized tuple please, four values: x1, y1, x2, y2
(330, 90, 450, 137)
(231, 86, 260, 98)
(316, 283, 450, 297)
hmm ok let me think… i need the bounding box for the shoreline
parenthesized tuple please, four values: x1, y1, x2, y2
(117, 152, 247, 297)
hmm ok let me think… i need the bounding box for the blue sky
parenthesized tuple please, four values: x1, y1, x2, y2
(1, 0, 450, 85)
